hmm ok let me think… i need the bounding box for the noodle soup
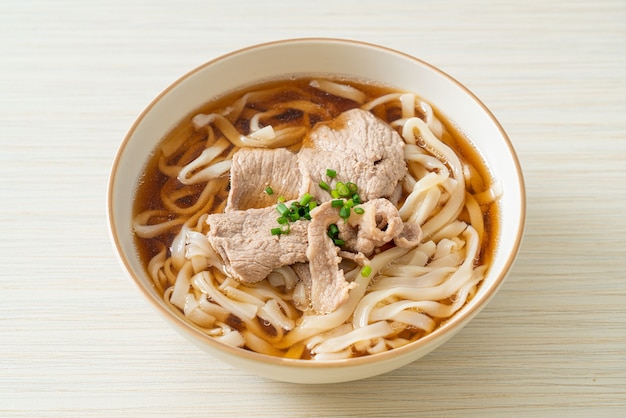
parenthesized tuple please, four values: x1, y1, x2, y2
(132, 76, 500, 360)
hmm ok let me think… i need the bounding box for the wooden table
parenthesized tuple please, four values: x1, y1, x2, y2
(2, 0, 624, 416)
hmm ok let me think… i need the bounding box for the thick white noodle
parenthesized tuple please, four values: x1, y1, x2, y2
(241, 330, 284, 357)
(147, 248, 167, 294)
(267, 266, 299, 291)
(248, 100, 327, 131)
(401, 117, 466, 239)
(352, 225, 480, 328)
(183, 293, 217, 328)
(370, 267, 456, 290)
(399, 94, 416, 119)
(311, 321, 394, 354)
(177, 138, 231, 185)
(215, 329, 246, 347)
(398, 171, 447, 221)
(132, 210, 185, 239)
(259, 299, 296, 331)
(193, 271, 259, 320)
(360, 93, 403, 111)
(274, 246, 410, 349)
(310, 79, 366, 104)
(169, 224, 188, 270)
(185, 230, 223, 270)
(169, 262, 193, 310)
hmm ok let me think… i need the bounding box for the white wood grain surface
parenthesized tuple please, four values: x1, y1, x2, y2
(1, 0, 625, 416)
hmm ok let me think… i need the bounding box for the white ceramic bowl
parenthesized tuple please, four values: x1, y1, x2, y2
(107, 38, 525, 384)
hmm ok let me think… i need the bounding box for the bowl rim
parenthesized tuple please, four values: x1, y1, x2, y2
(107, 37, 526, 370)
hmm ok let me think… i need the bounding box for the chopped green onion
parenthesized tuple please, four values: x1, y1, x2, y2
(360, 265, 372, 277)
(346, 182, 358, 193)
(336, 182, 350, 197)
(276, 202, 289, 216)
(326, 169, 337, 178)
(344, 199, 354, 209)
(299, 193, 313, 206)
(319, 181, 331, 191)
(265, 186, 274, 195)
(327, 223, 345, 246)
(331, 199, 344, 208)
(354, 207, 365, 215)
(352, 193, 361, 204)
(272, 194, 319, 236)
(330, 189, 340, 198)
(339, 205, 351, 220)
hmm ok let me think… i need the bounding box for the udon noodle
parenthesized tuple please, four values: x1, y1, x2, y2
(133, 77, 500, 360)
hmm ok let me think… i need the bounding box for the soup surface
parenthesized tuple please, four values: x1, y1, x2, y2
(133, 76, 500, 360)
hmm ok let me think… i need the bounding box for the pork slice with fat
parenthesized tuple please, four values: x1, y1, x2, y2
(306, 201, 357, 314)
(299, 108, 407, 202)
(340, 198, 421, 256)
(226, 147, 301, 211)
(206, 204, 309, 283)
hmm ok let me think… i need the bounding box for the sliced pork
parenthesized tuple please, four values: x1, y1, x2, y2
(298, 108, 407, 202)
(226, 147, 301, 212)
(206, 204, 309, 283)
(338, 198, 415, 256)
(305, 201, 357, 314)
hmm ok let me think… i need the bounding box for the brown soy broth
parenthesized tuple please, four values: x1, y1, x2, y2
(132, 76, 500, 355)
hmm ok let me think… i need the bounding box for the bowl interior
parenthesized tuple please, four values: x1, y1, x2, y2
(107, 38, 525, 383)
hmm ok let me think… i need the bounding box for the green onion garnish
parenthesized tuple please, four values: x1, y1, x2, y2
(319, 181, 331, 191)
(276, 202, 289, 216)
(346, 182, 358, 193)
(326, 169, 337, 178)
(265, 186, 274, 195)
(339, 205, 351, 220)
(354, 207, 365, 215)
(336, 182, 350, 197)
(327, 223, 345, 247)
(272, 195, 319, 236)
(330, 189, 340, 198)
(331, 199, 344, 208)
(299, 193, 313, 206)
(360, 265, 372, 277)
